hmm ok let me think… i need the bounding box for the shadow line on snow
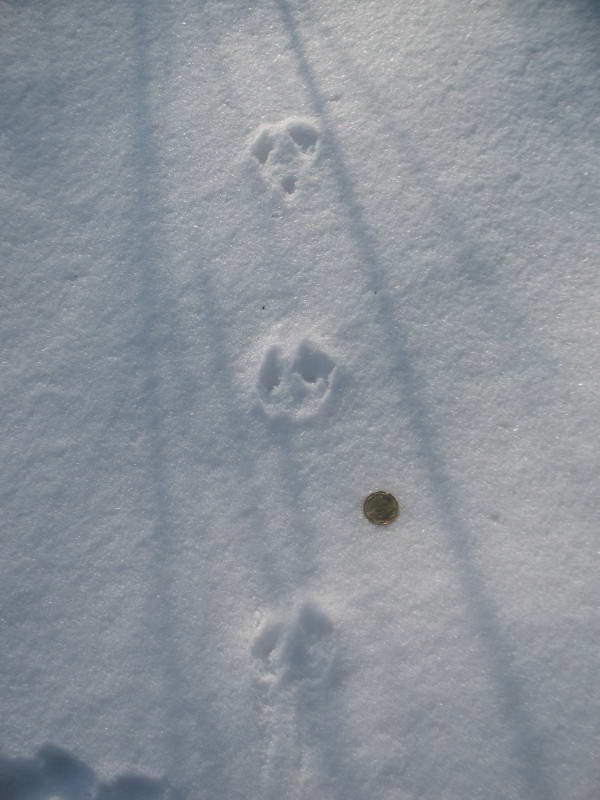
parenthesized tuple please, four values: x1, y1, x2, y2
(130, 0, 195, 773)
(305, 4, 565, 393)
(197, 13, 330, 604)
(129, 0, 230, 790)
(275, 2, 556, 799)
(129, 5, 322, 796)
(311, 0, 600, 315)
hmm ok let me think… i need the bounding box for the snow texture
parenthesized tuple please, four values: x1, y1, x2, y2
(1, 1, 599, 799)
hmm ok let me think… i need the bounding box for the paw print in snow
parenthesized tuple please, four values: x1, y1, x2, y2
(252, 602, 337, 692)
(251, 118, 320, 197)
(257, 339, 337, 420)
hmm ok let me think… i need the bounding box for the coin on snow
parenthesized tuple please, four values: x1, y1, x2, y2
(363, 491, 400, 525)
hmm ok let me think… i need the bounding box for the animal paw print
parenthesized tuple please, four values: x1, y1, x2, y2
(251, 118, 320, 197)
(257, 339, 336, 420)
(252, 602, 337, 692)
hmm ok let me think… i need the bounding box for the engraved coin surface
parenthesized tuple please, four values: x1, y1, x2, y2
(363, 491, 400, 525)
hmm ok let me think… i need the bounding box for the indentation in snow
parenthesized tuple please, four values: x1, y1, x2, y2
(253, 601, 338, 691)
(257, 338, 337, 420)
(250, 118, 320, 199)
(0, 747, 179, 800)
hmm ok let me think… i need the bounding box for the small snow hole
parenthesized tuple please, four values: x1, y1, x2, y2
(287, 122, 319, 153)
(281, 175, 296, 194)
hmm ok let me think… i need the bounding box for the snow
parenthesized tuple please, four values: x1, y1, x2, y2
(1, 1, 599, 798)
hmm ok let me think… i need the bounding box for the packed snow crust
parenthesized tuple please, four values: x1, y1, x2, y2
(1, 1, 599, 799)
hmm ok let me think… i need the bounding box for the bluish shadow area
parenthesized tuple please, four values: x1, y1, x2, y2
(510, 0, 600, 69)
(96, 772, 182, 800)
(305, 14, 561, 383)
(306, 0, 600, 405)
(511, 0, 600, 18)
(0, 746, 95, 800)
(126, 0, 228, 790)
(128, 0, 190, 769)
(0, 745, 180, 800)
(0, 744, 184, 800)
(275, 2, 557, 799)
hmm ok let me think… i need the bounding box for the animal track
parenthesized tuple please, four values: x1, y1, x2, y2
(257, 339, 336, 420)
(0, 747, 179, 800)
(251, 118, 320, 197)
(252, 602, 337, 692)
(252, 603, 341, 798)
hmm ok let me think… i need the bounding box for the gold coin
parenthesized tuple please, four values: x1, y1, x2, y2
(363, 491, 400, 525)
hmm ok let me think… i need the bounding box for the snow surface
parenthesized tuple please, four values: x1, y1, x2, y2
(1, 1, 600, 798)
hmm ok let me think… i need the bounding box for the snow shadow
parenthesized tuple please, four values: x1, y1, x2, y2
(127, 0, 230, 787)
(305, 9, 563, 391)
(320, 0, 600, 293)
(0, 746, 179, 800)
(127, 9, 324, 797)
(0, 746, 96, 800)
(128, 0, 192, 768)
(96, 773, 177, 800)
(276, 2, 557, 799)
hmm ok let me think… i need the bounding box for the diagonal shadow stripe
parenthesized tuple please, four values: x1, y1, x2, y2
(274, 2, 557, 798)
